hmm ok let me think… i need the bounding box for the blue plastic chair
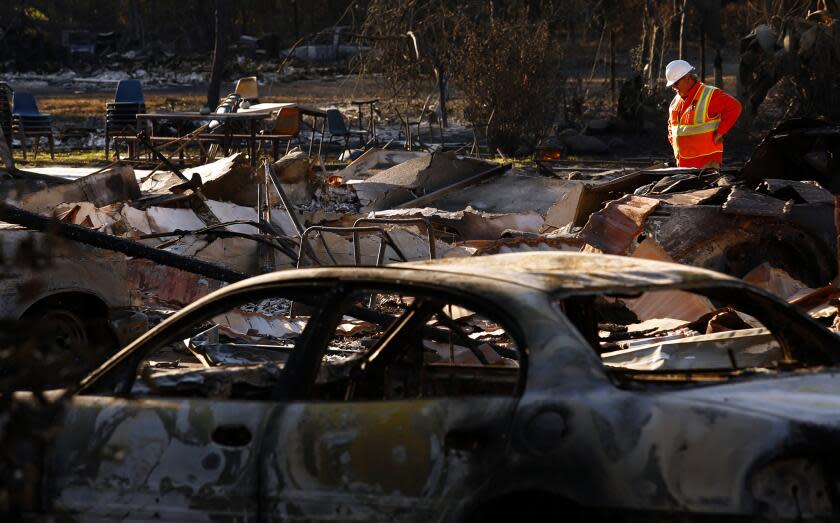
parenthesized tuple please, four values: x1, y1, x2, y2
(13, 92, 49, 118)
(105, 80, 146, 159)
(325, 108, 367, 151)
(11, 92, 54, 159)
(113, 79, 145, 104)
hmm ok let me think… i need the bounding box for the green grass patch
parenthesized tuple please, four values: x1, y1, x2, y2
(15, 149, 110, 168)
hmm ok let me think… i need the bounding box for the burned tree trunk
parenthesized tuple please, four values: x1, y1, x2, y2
(678, 0, 688, 58)
(647, 24, 661, 88)
(435, 62, 448, 128)
(206, 0, 229, 110)
(644, 0, 665, 89)
(128, 0, 145, 48)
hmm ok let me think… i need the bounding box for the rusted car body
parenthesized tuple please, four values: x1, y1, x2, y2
(16, 252, 840, 521)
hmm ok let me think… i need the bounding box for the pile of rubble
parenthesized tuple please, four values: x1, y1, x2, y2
(1, 118, 839, 349)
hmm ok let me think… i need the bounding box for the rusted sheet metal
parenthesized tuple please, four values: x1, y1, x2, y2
(760, 179, 834, 205)
(580, 195, 659, 254)
(790, 285, 840, 310)
(647, 186, 728, 206)
(740, 118, 840, 189)
(624, 288, 715, 322)
(568, 167, 739, 226)
(722, 186, 790, 217)
(645, 204, 836, 287)
(0, 201, 246, 283)
(743, 262, 812, 301)
(127, 259, 225, 308)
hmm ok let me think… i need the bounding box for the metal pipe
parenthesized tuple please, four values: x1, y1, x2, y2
(354, 217, 437, 260)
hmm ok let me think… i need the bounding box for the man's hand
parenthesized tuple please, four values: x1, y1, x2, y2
(713, 131, 723, 144)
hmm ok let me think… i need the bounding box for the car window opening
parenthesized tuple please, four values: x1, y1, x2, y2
(557, 288, 821, 382)
(131, 286, 521, 401)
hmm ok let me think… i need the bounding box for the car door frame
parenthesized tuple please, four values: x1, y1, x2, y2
(256, 280, 530, 523)
(46, 280, 341, 521)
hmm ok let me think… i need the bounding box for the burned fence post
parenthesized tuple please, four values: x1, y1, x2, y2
(207, 0, 230, 110)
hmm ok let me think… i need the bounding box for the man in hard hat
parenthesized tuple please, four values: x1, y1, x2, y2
(665, 59, 741, 169)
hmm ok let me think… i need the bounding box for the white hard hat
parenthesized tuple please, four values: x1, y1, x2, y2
(665, 59, 694, 86)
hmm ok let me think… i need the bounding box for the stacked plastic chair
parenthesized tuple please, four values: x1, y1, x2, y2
(0, 82, 12, 149)
(105, 79, 145, 159)
(12, 92, 55, 159)
(234, 76, 259, 103)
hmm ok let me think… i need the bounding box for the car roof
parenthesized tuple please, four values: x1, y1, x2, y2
(399, 251, 738, 292)
(228, 252, 739, 296)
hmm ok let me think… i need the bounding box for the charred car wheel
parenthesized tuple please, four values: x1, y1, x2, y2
(20, 295, 118, 383)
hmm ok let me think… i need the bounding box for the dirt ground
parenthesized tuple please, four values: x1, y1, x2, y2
(35, 75, 391, 118)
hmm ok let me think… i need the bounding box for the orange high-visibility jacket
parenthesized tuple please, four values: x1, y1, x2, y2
(667, 81, 742, 168)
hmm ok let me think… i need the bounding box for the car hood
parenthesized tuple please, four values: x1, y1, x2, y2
(668, 371, 840, 426)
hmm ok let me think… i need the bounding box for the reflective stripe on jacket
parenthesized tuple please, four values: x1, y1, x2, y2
(668, 83, 723, 163)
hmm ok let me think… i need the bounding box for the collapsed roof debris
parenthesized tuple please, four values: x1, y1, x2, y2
(20, 164, 140, 213)
(346, 151, 499, 211)
(2, 119, 840, 382)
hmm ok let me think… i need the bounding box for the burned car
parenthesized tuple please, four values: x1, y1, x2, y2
(14, 252, 840, 521)
(0, 225, 148, 377)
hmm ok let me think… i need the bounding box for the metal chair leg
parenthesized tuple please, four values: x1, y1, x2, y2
(16, 123, 27, 160)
